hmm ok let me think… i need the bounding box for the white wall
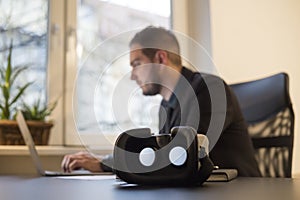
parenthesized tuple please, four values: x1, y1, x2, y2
(209, 0, 300, 175)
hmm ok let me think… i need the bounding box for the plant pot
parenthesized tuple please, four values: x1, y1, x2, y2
(0, 120, 53, 145)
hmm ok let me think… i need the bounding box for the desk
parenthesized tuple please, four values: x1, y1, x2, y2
(0, 176, 299, 200)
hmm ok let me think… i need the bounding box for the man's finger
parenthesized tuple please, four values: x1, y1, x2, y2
(61, 155, 69, 172)
(68, 159, 83, 172)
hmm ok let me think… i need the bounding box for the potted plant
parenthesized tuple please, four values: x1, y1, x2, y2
(0, 42, 56, 145)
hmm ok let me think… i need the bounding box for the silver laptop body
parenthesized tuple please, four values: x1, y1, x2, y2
(16, 111, 112, 176)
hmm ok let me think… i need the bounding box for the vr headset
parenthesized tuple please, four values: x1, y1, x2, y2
(113, 126, 214, 186)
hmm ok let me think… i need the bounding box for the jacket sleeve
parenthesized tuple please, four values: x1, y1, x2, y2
(100, 154, 114, 172)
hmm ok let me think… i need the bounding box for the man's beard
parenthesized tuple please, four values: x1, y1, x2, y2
(142, 83, 161, 96)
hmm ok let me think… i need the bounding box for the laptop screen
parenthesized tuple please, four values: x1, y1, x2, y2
(17, 111, 46, 175)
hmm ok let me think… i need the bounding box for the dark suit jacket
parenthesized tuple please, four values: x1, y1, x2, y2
(159, 67, 261, 177)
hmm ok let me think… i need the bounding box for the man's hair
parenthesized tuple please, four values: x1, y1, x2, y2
(130, 26, 182, 66)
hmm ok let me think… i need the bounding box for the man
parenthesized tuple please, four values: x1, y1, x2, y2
(62, 26, 261, 177)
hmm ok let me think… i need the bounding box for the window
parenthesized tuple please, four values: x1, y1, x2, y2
(0, 0, 172, 146)
(71, 0, 171, 146)
(0, 0, 49, 110)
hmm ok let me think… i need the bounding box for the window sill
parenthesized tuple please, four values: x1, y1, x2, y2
(0, 145, 114, 175)
(0, 145, 113, 156)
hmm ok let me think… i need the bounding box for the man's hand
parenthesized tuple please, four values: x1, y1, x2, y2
(61, 151, 103, 173)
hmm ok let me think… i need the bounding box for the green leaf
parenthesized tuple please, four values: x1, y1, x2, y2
(0, 40, 35, 120)
(23, 101, 31, 111)
(5, 41, 13, 84)
(2, 83, 10, 100)
(47, 100, 58, 113)
(21, 98, 58, 121)
(0, 67, 5, 80)
(9, 82, 32, 106)
(10, 66, 29, 86)
(1, 99, 10, 119)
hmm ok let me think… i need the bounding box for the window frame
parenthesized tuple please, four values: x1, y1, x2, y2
(47, 0, 66, 145)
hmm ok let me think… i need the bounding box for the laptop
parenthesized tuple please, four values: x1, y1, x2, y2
(16, 111, 113, 176)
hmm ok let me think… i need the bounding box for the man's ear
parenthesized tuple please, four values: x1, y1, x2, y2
(159, 55, 163, 64)
(156, 50, 167, 64)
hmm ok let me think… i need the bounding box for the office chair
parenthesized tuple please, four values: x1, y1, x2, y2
(230, 73, 294, 177)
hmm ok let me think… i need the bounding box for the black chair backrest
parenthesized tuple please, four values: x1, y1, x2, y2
(230, 73, 294, 177)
